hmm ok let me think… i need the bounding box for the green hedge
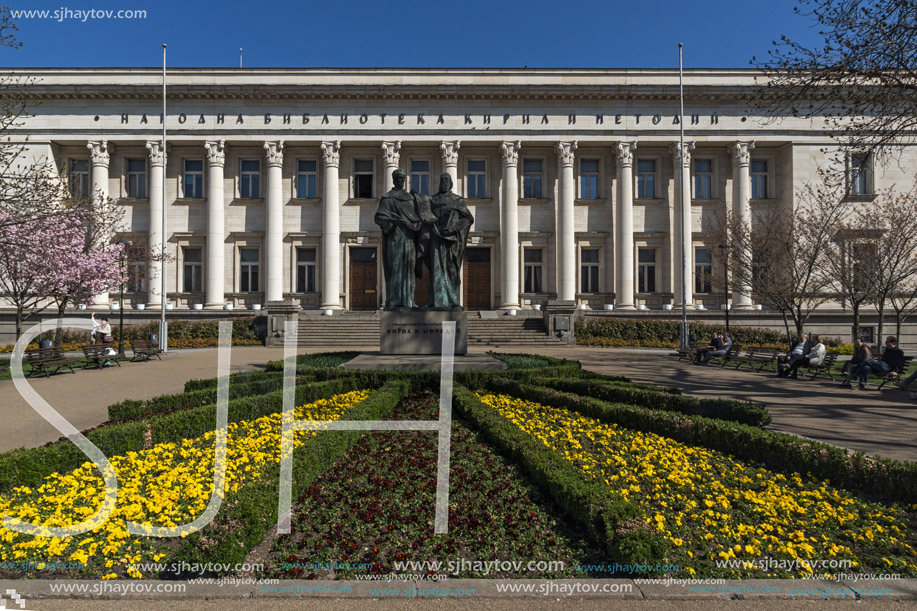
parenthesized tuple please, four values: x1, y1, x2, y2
(184, 370, 284, 393)
(536, 377, 770, 427)
(575, 318, 787, 346)
(265, 351, 361, 372)
(452, 385, 670, 571)
(162, 378, 411, 577)
(484, 382, 917, 505)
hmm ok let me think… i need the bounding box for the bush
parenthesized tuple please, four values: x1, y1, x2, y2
(490, 353, 555, 369)
(575, 318, 787, 347)
(163, 378, 411, 576)
(265, 352, 362, 372)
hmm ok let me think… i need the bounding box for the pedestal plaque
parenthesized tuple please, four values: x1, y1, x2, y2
(380, 311, 468, 355)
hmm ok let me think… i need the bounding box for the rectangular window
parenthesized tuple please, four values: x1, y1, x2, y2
(523, 249, 543, 293)
(240, 159, 260, 198)
(69, 159, 90, 198)
(850, 241, 877, 292)
(126, 159, 147, 199)
(695, 248, 712, 294)
(580, 248, 600, 293)
(694, 159, 713, 199)
(126, 243, 147, 294)
(183, 159, 204, 199)
(467, 159, 487, 198)
(638, 248, 657, 293)
(849, 153, 871, 195)
(522, 159, 543, 199)
(580, 159, 599, 199)
(182, 247, 203, 293)
(296, 248, 317, 293)
(637, 159, 656, 199)
(409, 159, 430, 196)
(240, 247, 260, 293)
(296, 160, 317, 199)
(353, 159, 374, 199)
(750, 159, 768, 199)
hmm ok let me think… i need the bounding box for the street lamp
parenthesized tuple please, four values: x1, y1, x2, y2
(117, 239, 129, 357)
(718, 242, 730, 334)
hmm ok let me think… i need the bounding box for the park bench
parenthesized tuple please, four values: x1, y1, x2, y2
(81, 344, 121, 369)
(130, 339, 163, 362)
(804, 353, 838, 381)
(708, 344, 742, 367)
(732, 347, 780, 372)
(875, 356, 914, 390)
(674, 340, 702, 361)
(24, 347, 81, 378)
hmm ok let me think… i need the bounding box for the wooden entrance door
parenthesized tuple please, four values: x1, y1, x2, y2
(349, 248, 378, 310)
(463, 247, 491, 310)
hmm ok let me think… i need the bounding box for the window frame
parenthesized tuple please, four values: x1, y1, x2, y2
(694, 247, 713, 294)
(750, 158, 769, 200)
(181, 245, 204, 294)
(579, 246, 601, 293)
(636, 158, 659, 200)
(408, 157, 432, 196)
(294, 158, 319, 200)
(847, 152, 873, 196)
(352, 157, 376, 200)
(578, 158, 601, 200)
(124, 240, 148, 294)
(68, 158, 90, 199)
(238, 158, 262, 199)
(692, 157, 716, 201)
(182, 158, 205, 199)
(522, 247, 544, 293)
(466, 158, 488, 199)
(238, 246, 261, 293)
(295, 246, 318, 294)
(637, 247, 658, 294)
(521, 158, 545, 200)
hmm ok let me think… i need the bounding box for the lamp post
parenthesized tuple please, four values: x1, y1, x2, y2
(117, 240, 129, 357)
(718, 242, 730, 334)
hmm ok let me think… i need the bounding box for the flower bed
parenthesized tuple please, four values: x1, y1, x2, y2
(0, 391, 372, 579)
(474, 392, 917, 578)
(263, 392, 598, 579)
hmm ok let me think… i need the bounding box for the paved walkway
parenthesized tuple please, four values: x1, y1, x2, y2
(0, 345, 914, 462)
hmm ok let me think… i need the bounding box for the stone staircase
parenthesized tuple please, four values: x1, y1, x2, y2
(296, 310, 564, 347)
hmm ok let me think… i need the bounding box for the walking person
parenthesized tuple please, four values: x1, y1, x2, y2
(784, 335, 826, 379)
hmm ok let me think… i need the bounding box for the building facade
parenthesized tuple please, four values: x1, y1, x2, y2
(10, 68, 916, 315)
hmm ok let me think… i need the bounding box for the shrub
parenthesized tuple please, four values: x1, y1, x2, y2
(575, 318, 787, 347)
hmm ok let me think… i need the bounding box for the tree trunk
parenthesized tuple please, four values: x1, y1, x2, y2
(781, 312, 792, 349)
(851, 301, 860, 343)
(54, 299, 68, 347)
(877, 298, 886, 346)
(15, 306, 23, 341)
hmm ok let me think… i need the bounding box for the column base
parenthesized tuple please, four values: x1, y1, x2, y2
(205, 303, 227, 310)
(615, 304, 636, 311)
(733, 304, 755, 311)
(499, 303, 521, 310)
(319, 303, 344, 310)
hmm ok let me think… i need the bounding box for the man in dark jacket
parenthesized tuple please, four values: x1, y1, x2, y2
(849, 336, 905, 390)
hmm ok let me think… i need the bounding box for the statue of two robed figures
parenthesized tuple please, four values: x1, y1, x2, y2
(374, 169, 473, 311)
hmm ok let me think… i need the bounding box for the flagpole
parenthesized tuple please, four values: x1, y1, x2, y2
(678, 43, 689, 351)
(160, 43, 168, 353)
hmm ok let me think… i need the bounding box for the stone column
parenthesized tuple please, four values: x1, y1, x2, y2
(615, 141, 637, 309)
(381, 141, 401, 193)
(556, 141, 577, 302)
(87, 141, 111, 307)
(731, 141, 755, 309)
(146, 140, 164, 306)
(264, 140, 284, 303)
(440, 140, 461, 187)
(204, 140, 226, 308)
(671, 142, 695, 308)
(499, 141, 521, 310)
(320, 141, 343, 310)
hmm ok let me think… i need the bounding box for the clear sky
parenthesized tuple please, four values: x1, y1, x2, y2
(4, 0, 823, 69)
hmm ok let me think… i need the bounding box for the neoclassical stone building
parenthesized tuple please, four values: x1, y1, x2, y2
(11, 68, 916, 315)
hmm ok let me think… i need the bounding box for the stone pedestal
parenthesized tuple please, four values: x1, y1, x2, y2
(542, 300, 579, 345)
(264, 301, 299, 346)
(380, 311, 468, 355)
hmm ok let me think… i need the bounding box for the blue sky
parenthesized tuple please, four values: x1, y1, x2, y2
(5, 0, 822, 68)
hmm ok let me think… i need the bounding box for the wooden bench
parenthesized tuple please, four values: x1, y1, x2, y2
(875, 356, 914, 390)
(130, 339, 163, 362)
(804, 353, 838, 381)
(674, 340, 702, 361)
(24, 347, 81, 378)
(81, 344, 121, 369)
(708, 344, 742, 367)
(732, 348, 780, 372)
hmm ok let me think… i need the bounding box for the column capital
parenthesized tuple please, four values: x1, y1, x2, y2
(556, 141, 578, 167)
(440, 140, 461, 167)
(731, 141, 755, 166)
(87, 140, 112, 167)
(670, 141, 695, 170)
(321, 140, 341, 168)
(615, 141, 637, 167)
(264, 140, 284, 167)
(381, 140, 402, 166)
(500, 141, 521, 167)
(146, 140, 164, 167)
(204, 140, 226, 167)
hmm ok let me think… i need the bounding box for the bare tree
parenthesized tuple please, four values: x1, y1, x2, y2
(753, 0, 917, 165)
(890, 281, 917, 340)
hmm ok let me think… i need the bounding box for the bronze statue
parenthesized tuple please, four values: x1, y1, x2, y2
(419, 173, 474, 310)
(375, 169, 423, 310)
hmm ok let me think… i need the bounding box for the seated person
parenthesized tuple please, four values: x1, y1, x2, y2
(783, 335, 826, 379)
(776, 333, 810, 375)
(700, 332, 732, 365)
(694, 332, 721, 363)
(840, 338, 872, 387)
(849, 336, 905, 390)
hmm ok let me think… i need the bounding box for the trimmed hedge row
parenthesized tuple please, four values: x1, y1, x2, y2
(163, 378, 412, 577)
(487, 382, 917, 505)
(452, 385, 670, 571)
(575, 318, 787, 346)
(536, 377, 770, 427)
(109, 374, 316, 421)
(184, 370, 284, 393)
(264, 352, 361, 373)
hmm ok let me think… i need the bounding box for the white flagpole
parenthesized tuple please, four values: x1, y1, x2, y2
(678, 43, 689, 351)
(160, 43, 168, 353)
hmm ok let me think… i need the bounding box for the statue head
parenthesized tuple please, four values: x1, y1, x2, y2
(392, 168, 406, 190)
(438, 172, 453, 194)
